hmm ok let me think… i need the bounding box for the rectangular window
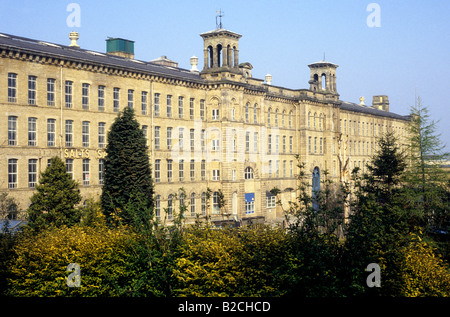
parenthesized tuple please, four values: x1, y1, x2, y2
(178, 96, 184, 118)
(282, 136, 286, 153)
(201, 193, 206, 216)
(212, 109, 219, 120)
(254, 132, 258, 153)
(28, 76, 37, 105)
(65, 120, 73, 147)
(200, 99, 205, 120)
(66, 159, 73, 179)
(82, 121, 90, 147)
(28, 159, 37, 188)
(47, 119, 56, 147)
(98, 85, 105, 111)
(275, 135, 279, 153)
(154, 159, 161, 183)
(201, 160, 206, 180)
(201, 129, 206, 152)
(28, 117, 37, 146)
(167, 159, 173, 182)
(268, 134, 272, 153)
(178, 127, 184, 151)
(47, 78, 55, 106)
(213, 192, 220, 214)
(82, 159, 90, 186)
(142, 125, 148, 145)
(8, 116, 17, 146)
(154, 93, 160, 116)
(167, 95, 172, 117)
(290, 136, 293, 153)
(8, 159, 18, 189)
(266, 194, 276, 209)
(65, 81, 73, 108)
(141, 91, 148, 115)
(190, 129, 195, 152)
(113, 87, 120, 112)
(308, 136, 312, 154)
(167, 127, 172, 150)
(314, 137, 317, 153)
(99, 159, 105, 185)
(212, 139, 219, 152)
(98, 122, 106, 148)
(283, 160, 287, 178)
(190, 194, 196, 217)
(190, 98, 195, 119)
(8, 73, 17, 103)
(128, 89, 134, 108)
(268, 160, 272, 178)
(155, 196, 161, 219)
(179, 159, 184, 181)
(155, 126, 160, 150)
(276, 160, 280, 178)
(212, 169, 220, 181)
(245, 193, 255, 215)
(82, 83, 90, 110)
(190, 159, 195, 181)
(290, 160, 293, 177)
(246, 132, 250, 152)
(320, 137, 323, 154)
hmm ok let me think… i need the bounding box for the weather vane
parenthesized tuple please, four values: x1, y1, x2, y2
(216, 9, 224, 29)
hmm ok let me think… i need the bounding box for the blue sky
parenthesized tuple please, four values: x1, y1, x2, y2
(1, 0, 449, 153)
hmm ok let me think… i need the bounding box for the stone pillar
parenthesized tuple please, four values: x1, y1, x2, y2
(203, 48, 209, 70)
(222, 44, 228, 67)
(234, 48, 239, 68)
(213, 46, 218, 68)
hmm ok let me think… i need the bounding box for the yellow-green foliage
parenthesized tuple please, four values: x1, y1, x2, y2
(7, 225, 135, 297)
(400, 233, 450, 297)
(173, 225, 294, 297)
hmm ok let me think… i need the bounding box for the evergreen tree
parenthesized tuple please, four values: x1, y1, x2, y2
(26, 156, 82, 232)
(343, 132, 411, 296)
(403, 97, 449, 230)
(101, 106, 154, 226)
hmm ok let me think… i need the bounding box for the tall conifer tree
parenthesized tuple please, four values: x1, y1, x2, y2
(26, 156, 82, 232)
(101, 107, 154, 225)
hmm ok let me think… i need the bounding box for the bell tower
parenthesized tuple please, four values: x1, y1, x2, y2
(200, 28, 242, 73)
(308, 60, 339, 95)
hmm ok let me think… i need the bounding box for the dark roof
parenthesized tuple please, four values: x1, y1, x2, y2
(0, 32, 203, 83)
(340, 101, 410, 121)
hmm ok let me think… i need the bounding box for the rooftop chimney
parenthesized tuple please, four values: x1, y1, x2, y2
(190, 56, 199, 72)
(265, 74, 272, 85)
(69, 31, 80, 48)
(372, 95, 389, 112)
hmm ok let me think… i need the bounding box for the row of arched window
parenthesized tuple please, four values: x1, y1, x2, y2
(154, 191, 222, 220)
(307, 112, 325, 130)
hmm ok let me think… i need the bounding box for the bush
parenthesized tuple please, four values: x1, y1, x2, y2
(7, 225, 136, 296)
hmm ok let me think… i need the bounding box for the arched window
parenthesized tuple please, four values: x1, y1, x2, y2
(312, 167, 320, 210)
(267, 108, 271, 126)
(319, 114, 323, 130)
(321, 74, 326, 90)
(308, 112, 311, 128)
(275, 109, 278, 127)
(289, 111, 292, 128)
(167, 194, 173, 220)
(155, 195, 161, 219)
(190, 193, 196, 216)
(245, 103, 249, 122)
(244, 167, 254, 180)
(253, 104, 257, 123)
(313, 113, 317, 129)
(201, 192, 206, 216)
(282, 110, 286, 127)
(212, 192, 220, 214)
